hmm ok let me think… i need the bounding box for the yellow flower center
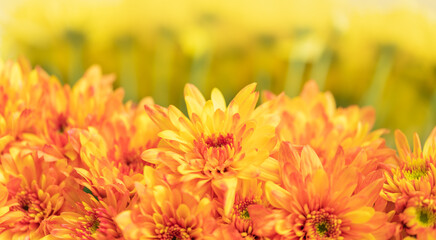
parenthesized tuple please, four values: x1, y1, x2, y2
(403, 157, 428, 181)
(416, 207, 436, 227)
(234, 197, 257, 220)
(66, 203, 122, 239)
(305, 209, 342, 239)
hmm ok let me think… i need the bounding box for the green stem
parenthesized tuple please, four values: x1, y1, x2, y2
(118, 36, 138, 102)
(310, 49, 333, 91)
(284, 57, 306, 97)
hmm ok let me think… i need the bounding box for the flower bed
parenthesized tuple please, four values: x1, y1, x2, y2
(0, 59, 434, 239)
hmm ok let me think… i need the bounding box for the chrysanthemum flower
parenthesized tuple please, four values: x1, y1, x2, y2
(37, 65, 127, 163)
(382, 127, 436, 203)
(214, 179, 270, 239)
(104, 97, 160, 177)
(265, 80, 395, 175)
(142, 83, 278, 216)
(396, 192, 436, 239)
(248, 142, 394, 239)
(0, 59, 44, 152)
(0, 147, 67, 239)
(115, 167, 217, 240)
(48, 183, 127, 240)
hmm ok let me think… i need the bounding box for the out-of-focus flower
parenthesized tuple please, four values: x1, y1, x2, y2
(266, 80, 395, 175)
(0, 59, 43, 152)
(0, 147, 67, 239)
(115, 167, 217, 240)
(249, 142, 394, 239)
(142, 83, 278, 216)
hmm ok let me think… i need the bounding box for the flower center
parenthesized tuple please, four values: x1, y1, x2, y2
(305, 209, 342, 239)
(66, 203, 122, 239)
(403, 157, 428, 180)
(205, 133, 234, 148)
(8, 190, 45, 232)
(231, 196, 263, 238)
(416, 207, 436, 227)
(157, 223, 192, 240)
(234, 197, 257, 220)
(56, 114, 68, 133)
(195, 133, 236, 175)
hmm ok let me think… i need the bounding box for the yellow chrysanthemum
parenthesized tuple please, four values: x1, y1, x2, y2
(142, 83, 279, 216)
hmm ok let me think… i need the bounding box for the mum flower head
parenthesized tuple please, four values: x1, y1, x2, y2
(48, 179, 129, 240)
(382, 127, 436, 238)
(265, 80, 395, 175)
(382, 127, 436, 203)
(215, 179, 270, 239)
(248, 141, 394, 239)
(142, 83, 279, 216)
(0, 146, 68, 239)
(115, 166, 217, 240)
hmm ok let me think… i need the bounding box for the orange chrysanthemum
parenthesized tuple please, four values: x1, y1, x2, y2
(48, 182, 127, 240)
(382, 127, 436, 203)
(142, 83, 279, 216)
(249, 142, 394, 239)
(0, 147, 67, 239)
(396, 192, 436, 239)
(215, 179, 270, 240)
(0, 59, 46, 152)
(265, 80, 395, 175)
(115, 167, 217, 240)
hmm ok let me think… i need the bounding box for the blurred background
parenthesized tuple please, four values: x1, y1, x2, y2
(0, 0, 435, 146)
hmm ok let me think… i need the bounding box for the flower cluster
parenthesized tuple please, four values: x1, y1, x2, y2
(0, 59, 434, 239)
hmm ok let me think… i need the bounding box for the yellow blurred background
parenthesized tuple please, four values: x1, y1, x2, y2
(0, 0, 435, 145)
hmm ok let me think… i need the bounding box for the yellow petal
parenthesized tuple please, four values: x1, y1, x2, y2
(343, 206, 375, 224)
(184, 84, 206, 117)
(211, 88, 226, 111)
(265, 181, 292, 210)
(176, 204, 190, 220)
(212, 177, 237, 217)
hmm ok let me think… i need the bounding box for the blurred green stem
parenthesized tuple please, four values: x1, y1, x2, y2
(256, 70, 272, 93)
(310, 49, 333, 90)
(361, 45, 395, 124)
(189, 51, 211, 93)
(152, 38, 174, 106)
(284, 57, 306, 97)
(118, 36, 138, 101)
(66, 30, 85, 85)
(426, 92, 436, 133)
